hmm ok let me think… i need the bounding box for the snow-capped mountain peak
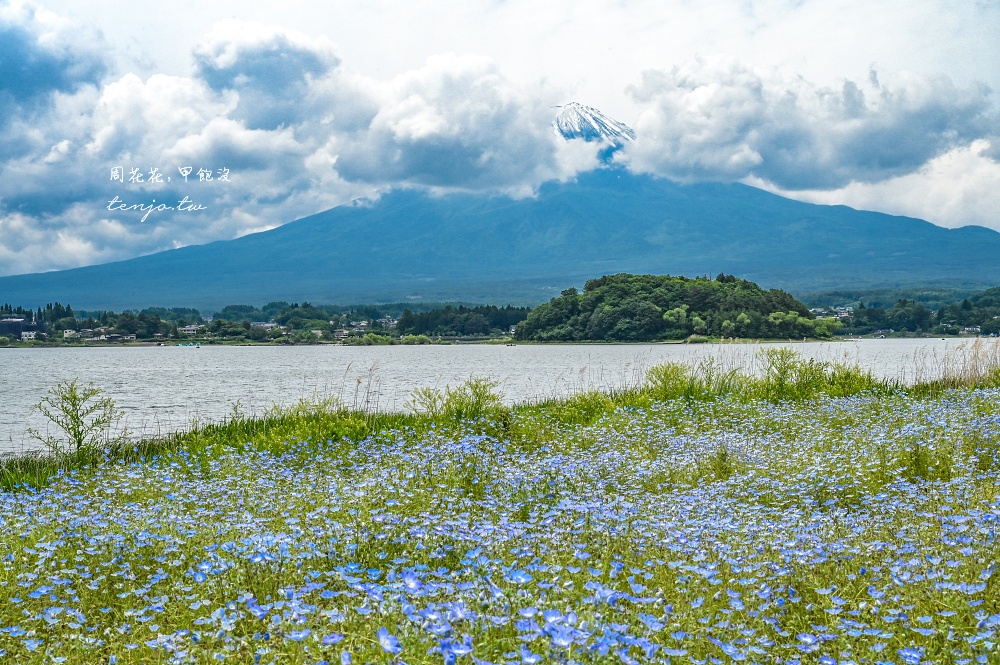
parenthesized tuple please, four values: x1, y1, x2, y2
(553, 102, 636, 144)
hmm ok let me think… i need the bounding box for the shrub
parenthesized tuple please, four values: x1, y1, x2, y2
(27, 379, 129, 456)
(408, 377, 507, 423)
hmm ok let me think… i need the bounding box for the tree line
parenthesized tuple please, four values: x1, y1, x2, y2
(397, 305, 530, 337)
(837, 287, 1000, 335)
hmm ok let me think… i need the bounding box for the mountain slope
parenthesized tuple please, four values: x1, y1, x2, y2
(553, 102, 636, 143)
(1, 169, 999, 311)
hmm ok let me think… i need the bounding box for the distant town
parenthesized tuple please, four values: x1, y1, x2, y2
(3, 275, 999, 346)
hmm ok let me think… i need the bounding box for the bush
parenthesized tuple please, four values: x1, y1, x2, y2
(27, 379, 129, 456)
(644, 348, 897, 404)
(408, 377, 507, 422)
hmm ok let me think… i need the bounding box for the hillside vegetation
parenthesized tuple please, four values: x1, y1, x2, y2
(515, 273, 838, 341)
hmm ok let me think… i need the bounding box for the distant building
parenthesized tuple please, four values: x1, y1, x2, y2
(64, 329, 78, 338)
(178, 325, 203, 335)
(0, 317, 46, 340)
(21, 331, 37, 340)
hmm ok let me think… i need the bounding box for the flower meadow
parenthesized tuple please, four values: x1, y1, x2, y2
(1, 356, 999, 664)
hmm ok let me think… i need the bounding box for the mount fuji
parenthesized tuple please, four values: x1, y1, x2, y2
(1, 167, 999, 312)
(553, 102, 636, 144)
(1, 105, 999, 311)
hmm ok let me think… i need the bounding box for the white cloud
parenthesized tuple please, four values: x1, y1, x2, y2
(622, 56, 997, 189)
(193, 19, 341, 130)
(754, 140, 1000, 231)
(1, 2, 999, 277)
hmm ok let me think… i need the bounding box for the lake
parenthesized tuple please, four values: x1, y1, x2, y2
(1, 337, 994, 452)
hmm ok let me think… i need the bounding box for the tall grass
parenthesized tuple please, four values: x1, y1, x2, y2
(644, 346, 900, 402)
(907, 336, 1000, 395)
(4, 343, 1000, 492)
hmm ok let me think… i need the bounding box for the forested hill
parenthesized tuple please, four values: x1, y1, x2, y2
(514, 273, 837, 341)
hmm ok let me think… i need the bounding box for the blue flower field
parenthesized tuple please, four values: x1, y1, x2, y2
(1, 351, 998, 664)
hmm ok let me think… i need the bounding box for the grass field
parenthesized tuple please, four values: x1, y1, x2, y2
(1, 347, 998, 664)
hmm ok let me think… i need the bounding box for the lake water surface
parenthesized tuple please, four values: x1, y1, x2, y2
(2, 338, 993, 452)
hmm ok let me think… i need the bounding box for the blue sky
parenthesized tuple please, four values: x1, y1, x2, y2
(1, 0, 998, 276)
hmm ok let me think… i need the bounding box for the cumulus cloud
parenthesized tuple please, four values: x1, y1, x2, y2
(3, 6, 994, 278)
(331, 53, 580, 191)
(622, 56, 998, 189)
(754, 139, 1000, 232)
(193, 19, 341, 130)
(0, 1, 106, 126)
(0, 15, 593, 276)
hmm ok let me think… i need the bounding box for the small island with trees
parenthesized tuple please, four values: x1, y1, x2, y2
(514, 273, 840, 341)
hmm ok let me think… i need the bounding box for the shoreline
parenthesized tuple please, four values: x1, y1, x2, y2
(0, 332, 992, 350)
(4, 344, 999, 487)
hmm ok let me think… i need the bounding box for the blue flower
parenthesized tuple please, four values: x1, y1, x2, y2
(378, 627, 401, 655)
(509, 570, 532, 585)
(519, 645, 542, 664)
(897, 646, 924, 664)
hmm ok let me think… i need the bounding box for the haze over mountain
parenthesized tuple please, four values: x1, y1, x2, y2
(2, 168, 999, 313)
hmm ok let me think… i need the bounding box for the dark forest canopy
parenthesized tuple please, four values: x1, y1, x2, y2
(838, 286, 1000, 336)
(397, 305, 530, 337)
(514, 273, 838, 342)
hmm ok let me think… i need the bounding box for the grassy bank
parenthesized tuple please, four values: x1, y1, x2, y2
(1, 347, 999, 663)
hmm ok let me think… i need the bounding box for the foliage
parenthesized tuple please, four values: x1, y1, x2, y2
(408, 377, 507, 423)
(343, 333, 393, 345)
(25, 379, 128, 457)
(136, 306, 203, 323)
(644, 347, 899, 403)
(515, 273, 830, 341)
(796, 287, 975, 312)
(397, 305, 529, 337)
(813, 285, 1000, 336)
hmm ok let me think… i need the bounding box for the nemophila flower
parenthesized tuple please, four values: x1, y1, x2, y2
(897, 646, 924, 664)
(4, 388, 1000, 662)
(509, 570, 532, 585)
(519, 645, 542, 664)
(378, 627, 402, 655)
(402, 570, 422, 592)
